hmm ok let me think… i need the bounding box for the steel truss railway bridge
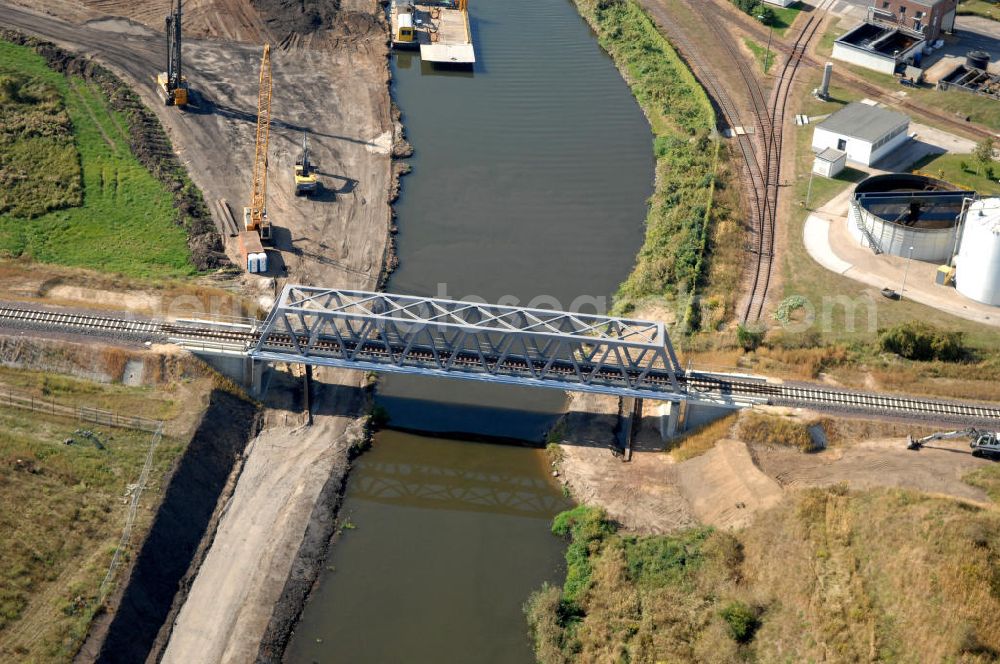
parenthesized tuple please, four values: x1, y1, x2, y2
(1, 285, 999, 425)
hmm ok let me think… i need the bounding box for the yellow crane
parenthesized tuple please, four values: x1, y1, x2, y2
(244, 44, 273, 244)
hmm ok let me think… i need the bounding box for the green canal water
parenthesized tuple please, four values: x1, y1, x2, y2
(285, 432, 571, 663)
(285, 0, 654, 658)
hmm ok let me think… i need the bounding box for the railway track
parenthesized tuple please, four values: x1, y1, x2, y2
(645, 6, 772, 321)
(2, 305, 998, 425)
(744, 15, 821, 323)
(656, 2, 818, 324)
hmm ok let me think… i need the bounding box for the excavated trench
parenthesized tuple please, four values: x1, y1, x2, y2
(77, 390, 259, 663)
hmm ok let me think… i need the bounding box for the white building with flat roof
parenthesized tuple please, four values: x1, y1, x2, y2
(811, 102, 910, 166)
(813, 147, 847, 177)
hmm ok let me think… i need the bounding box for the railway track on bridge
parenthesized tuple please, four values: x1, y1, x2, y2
(2, 305, 998, 426)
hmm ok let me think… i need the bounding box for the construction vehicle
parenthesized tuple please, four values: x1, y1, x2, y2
(244, 44, 273, 244)
(156, 0, 188, 107)
(907, 428, 1000, 459)
(293, 133, 320, 196)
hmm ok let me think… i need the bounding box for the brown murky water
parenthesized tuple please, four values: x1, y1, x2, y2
(284, 432, 571, 662)
(285, 0, 653, 658)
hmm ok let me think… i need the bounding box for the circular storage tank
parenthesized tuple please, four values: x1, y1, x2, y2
(848, 174, 971, 262)
(956, 198, 1000, 306)
(967, 50, 990, 71)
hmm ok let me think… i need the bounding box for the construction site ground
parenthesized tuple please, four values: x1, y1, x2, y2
(556, 393, 994, 535)
(0, 0, 394, 657)
(3, 0, 1000, 659)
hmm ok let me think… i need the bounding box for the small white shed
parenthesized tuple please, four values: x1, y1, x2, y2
(811, 102, 909, 167)
(813, 147, 847, 178)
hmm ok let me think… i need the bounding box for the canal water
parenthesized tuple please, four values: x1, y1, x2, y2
(285, 432, 572, 663)
(285, 0, 654, 659)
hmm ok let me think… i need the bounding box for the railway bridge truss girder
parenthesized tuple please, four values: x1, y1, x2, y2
(249, 285, 706, 402)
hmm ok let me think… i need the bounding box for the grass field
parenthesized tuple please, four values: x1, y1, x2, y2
(958, 0, 1000, 20)
(0, 41, 194, 279)
(912, 152, 1000, 196)
(769, 3, 802, 35)
(743, 38, 773, 74)
(527, 489, 1000, 663)
(0, 401, 185, 661)
(0, 69, 81, 218)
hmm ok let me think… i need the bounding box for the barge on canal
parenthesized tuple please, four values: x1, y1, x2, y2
(390, 0, 475, 65)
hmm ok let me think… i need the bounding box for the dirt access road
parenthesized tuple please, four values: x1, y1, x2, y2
(0, 2, 395, 660)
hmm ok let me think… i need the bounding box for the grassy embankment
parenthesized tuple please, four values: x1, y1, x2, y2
(742, 38, 773, 74)
(0, 371, 189, 662)
(0, 40, 194, 279)
(527, 493, 1000, 663)
(958, 0, 1000, 20)
(572, 0, 743, 331)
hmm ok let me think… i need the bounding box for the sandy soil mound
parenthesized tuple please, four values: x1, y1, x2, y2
(676, 439, 783, 530)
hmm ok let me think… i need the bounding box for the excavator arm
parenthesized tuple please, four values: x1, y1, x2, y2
(907, 428, 979, 450)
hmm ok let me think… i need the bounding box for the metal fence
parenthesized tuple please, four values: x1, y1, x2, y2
(3, 389, 162, 433)
(2, 387, 165, 600)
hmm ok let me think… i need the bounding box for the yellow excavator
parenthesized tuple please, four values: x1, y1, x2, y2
(156, 0, 188, 107)
(294, 133, 319, 196)
(244, 44, 273, 244)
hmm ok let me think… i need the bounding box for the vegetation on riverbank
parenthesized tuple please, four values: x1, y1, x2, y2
(572, 0, 741, 330)
(527, 489, 1000, 662)
(0, 386, 186, 661)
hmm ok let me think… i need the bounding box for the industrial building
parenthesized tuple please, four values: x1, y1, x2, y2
(937, 51, 1000, 101)
(848, 173, 972, 261)
(832, 0, 956, 74)
(811, 102, 910, 167)
(955, 198, 1000, 305)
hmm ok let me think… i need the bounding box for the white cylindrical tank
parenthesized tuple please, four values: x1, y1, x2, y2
(956, 198, 1000, 306)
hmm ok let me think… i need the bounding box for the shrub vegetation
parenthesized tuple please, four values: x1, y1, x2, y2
(878, 321, 966, 361)
(738, 411, 825, 452)
(573, 0, 730, 329)
(528, 488, 1000, 662)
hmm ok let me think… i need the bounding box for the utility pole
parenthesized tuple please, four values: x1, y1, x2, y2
(757, 15, 774, 72)
(900, 245, 914, 299)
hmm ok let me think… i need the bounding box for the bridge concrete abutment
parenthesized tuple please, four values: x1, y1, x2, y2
(191, 351, 267, 397)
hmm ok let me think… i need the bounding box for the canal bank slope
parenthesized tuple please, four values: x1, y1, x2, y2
(0, 2, 398, 660)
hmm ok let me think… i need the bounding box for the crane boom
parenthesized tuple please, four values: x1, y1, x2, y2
(245, 44, 273, 242)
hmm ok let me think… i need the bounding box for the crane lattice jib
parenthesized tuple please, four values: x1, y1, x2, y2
(248, 44, 272, 227)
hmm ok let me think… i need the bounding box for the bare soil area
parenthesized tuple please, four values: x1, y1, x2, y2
(557, 403, 994, 534)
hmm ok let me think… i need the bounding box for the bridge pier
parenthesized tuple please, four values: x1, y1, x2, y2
(658, 401, 683, 440)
